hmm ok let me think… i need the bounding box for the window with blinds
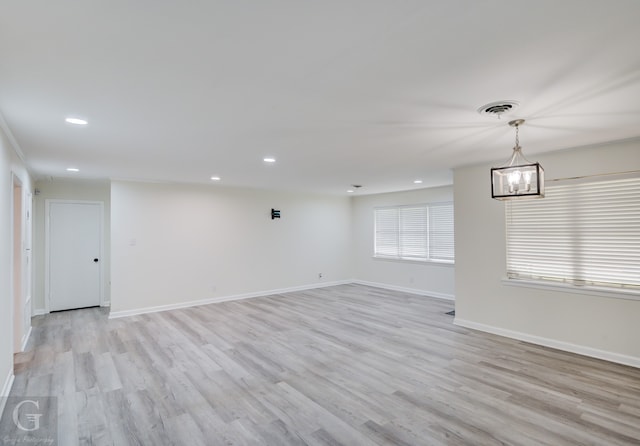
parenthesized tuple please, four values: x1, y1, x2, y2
(506, 175, 640, 292)
(374, 202, 454, 263)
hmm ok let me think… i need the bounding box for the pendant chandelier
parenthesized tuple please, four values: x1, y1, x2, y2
(491, 119, 544, 200)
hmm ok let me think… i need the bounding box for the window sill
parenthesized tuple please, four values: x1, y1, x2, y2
(373, 256, 455, 267)
(502, 278, 640, 301)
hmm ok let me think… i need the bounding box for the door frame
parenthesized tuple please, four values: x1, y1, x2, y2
(11, 173, 27, 352)
(44, 199, 106, 313)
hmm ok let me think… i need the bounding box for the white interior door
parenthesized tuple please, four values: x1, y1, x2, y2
(48, 201, 103, 312)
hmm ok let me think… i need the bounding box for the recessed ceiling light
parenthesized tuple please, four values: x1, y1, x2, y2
(414, 180, 423, 184)
(210, 176, 221, 181)
(263, 157, 276, 163)
(65, 117, 88, 125)
(347, 190, 354, 193)
(66, 167, 79, 172)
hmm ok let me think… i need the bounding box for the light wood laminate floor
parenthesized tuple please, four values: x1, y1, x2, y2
(4, 284, 640, 445)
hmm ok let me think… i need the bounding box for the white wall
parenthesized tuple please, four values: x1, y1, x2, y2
(110, 180, 352, 314)
(32, 178, 111, 313)
(454, 139, 640, 366)
(352, 186, 455, 299)
(0, 126, 13, 400)
(0, 122, 33, 402)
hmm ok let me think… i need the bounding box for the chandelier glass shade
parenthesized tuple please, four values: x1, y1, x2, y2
(491, 119, 544, 200)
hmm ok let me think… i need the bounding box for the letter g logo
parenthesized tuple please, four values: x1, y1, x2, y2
(12, 399, 43, 432)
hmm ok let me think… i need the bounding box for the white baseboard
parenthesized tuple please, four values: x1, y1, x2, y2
(20, 326, 32, 352)
(33, 303, 109, 315)
(0, 369, 15, 419)
(454, 318, 640, 369)
(109, 280, 352, 319)
(352, 280, 455, 301)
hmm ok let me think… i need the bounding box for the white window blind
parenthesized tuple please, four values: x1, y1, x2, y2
(399, 206, 428, 259)
(375, 207, 399, 257)
(430, 203, 455, 262)
(374, 202, 454, 263)
(506, 175, 640, 291)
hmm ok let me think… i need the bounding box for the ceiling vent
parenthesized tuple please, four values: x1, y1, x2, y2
(477, 100, 519, 118)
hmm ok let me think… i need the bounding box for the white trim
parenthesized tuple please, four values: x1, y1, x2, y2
(45, 200, 106, 312)
(454, 318, 640, 369)
(21, 296, 32, 351)
(372, 256, 455, 267)
(502, 278, 640, 301)
(1, 369, 14, 397)
(32, 308, 46, 316)
(20, 325, 32, 352)
(352, 280, 455, 301)
(109, 280, 352, 319)
(10, 173, 19, 354)
(0, 370, 15, 419)
(0, 111, 27, 164)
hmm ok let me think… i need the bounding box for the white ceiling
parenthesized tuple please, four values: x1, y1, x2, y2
(1, 1, 639, 195)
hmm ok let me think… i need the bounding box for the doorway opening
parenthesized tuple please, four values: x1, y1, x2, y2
(12, 175, 27, 353)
